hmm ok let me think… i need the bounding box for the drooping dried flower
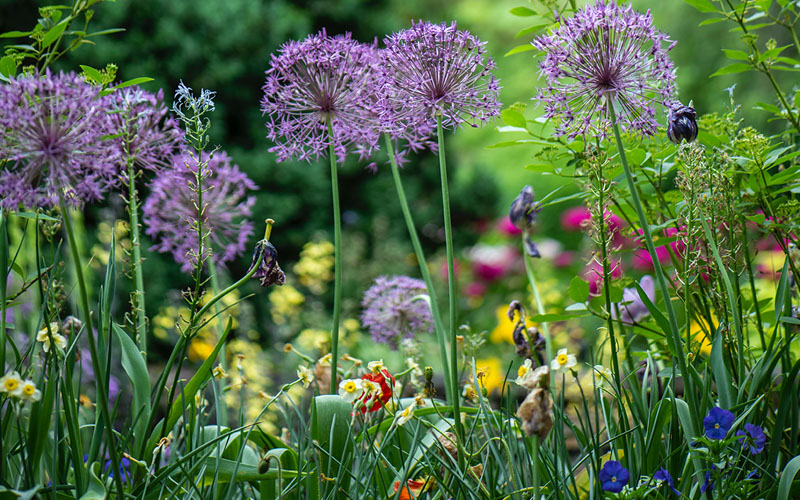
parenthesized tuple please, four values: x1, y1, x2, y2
(249, 239, 286, 288)
(0, 71, 120, 209)
(533, 1, 676, 140)
(261, 29, 382, 163)
(382, 20, 501, 133)
(361, 276, 434, 348)
(142, 150, 256, 272)
(667, 102, 698, 143)
(516, 385, 554, 439)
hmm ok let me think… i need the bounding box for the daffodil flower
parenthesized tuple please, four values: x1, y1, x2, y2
(550, 348, 577, 373)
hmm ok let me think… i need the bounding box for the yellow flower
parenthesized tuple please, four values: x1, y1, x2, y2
(515, 359, 533, 387)
(296, 328, 329, 351)
(367, 359, 385, 374)
(212, 364, 229, 380)
(297, 365, 314, 388)
(689, 314, 716, 357)
(0, 371, 23, 397)
(269, 285, 305, 324)
(593, 365, 612, 387)
(489, 306, 535, 344)
(187, 337, 216, 362)
(20, 379, 40, 402)
(294, 240, 334, 294)
(473, 357, 506, 395)
(36, 323, 66, 353)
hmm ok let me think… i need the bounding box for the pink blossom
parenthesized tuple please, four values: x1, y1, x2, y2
(583, 258, 622, 296)
(497, 216, 523, 236)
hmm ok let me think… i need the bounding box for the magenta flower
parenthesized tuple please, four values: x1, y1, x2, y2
(0, 71, 121, 209)
(261, 29, 383, 163)
(381, 21, 501, 133)
(142, 150, 256, 272)
(361, 276, 434, 349)
(111, 87, 183, 172)
(631, 227, 683, 271)
(583, 258, 622, 296)
(533, 1, 676, 139)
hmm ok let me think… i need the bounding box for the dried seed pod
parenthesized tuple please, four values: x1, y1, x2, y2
(667, 104, 698, 144)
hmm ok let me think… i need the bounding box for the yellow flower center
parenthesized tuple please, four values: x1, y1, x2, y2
(517, 366, 528, 377)
(23, 384, 35, 396)
(344, 381, 357, 393)
(714, 423, 720, 429)
(612, 477, 617, 482)
(4, 379, 18, 391)
(557, 354, 568, 365)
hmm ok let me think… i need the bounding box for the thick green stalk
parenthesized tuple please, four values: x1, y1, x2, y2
(384, 134, 452, 403)
(206, 257, 228, 427)
(436, 116, 465, 467)
(328, 121, 342, 394)
(59, 198, 125, 498)
(607, 102, 699, 426)
(127, 160, 148, 355)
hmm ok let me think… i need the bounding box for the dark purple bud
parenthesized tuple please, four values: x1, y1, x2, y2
(506, 300, 523, 322)
(249, 239, 285, 288)
(509, 185, 540, 230)
(667, 104, 698, 144)
(524, 237, 541, 258)
(513, 322, 530, 358)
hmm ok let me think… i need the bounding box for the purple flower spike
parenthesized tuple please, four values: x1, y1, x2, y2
(361, 276, 434, 349)
(703, 406, 735, 439)
(0, 71, 121, 209)
(261, 29, 383, 163)
(599, 460, 629, 493)
(142, 150, 256, 272)
(111, 87, 183, 172)
(382, 21, 501, 133)
(736, 423, 766, 455)
(532, 1, 676, 140)
(612, 275, 655, 324)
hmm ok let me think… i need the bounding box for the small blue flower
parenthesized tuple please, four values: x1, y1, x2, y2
(104, 457, 131, 484)
(599, 460, 630, 493)
(654, 468, 680, 496)
(700, 470, 715, 494)
(703, 407, 734, 439)
(736, 423, 766, 455)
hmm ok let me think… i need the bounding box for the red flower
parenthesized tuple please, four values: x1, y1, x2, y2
(357, 368, 394, 413)
(393, 479, 426, 500)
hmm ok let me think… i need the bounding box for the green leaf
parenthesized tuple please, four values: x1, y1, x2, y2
(763, 44, 791, 60)
(0, 30, 31, 38)
(778, 456, 800, 500)
(0, 56, 17, 78)
(710, 63, 753, 77)
(487, 138, 551, 149)
(41, 19, 69, 48)
(79, 65, 103, 83)
(699, 17, 726, 26)
(509, 6, 537, 16)
(505, 44, 535, 57)
(86, 27, 125, 38)
(311, 395, 353, 490)
(78, 462, 106, 500)
(710, 325, 733, 409)
(683, 0, 717, 12)
(112, 77, 153, 89)
(202, 457, 303, 484)
(568, 276, 589, 303)
(112, 323, 150, 454)
(501, 108, 527, 128)
(722, 48, 749, 60)
(515, 23, 551, 38)
(12, 211, 58, 222)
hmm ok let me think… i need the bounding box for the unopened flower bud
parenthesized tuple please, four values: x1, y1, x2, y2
(667, 104, 698, 144)
(509, 185, 540, 231)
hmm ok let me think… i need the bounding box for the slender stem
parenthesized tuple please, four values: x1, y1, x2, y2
(328, 121, 342, 395)
(384, 134, 452, 403)
(207, 257, 228, 427)
(59, 198, 125, 498)
(436, 116, 466, 468)
(127, 160, 148, 355)
(532, 436, 540, 500)
(607, 102, 699, 427)
(522, 239, 553, 364)
(0, 209, 7, 369)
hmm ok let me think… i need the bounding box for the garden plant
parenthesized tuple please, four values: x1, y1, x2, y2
(1, 0, 800, 498)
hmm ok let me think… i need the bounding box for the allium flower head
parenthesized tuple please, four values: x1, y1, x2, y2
(142, 150, 256, 272)
(599, 460, 630, 493)
(111, 87, 183, 171)
(261, 29, 382, 163)
(703, 406, 734, 439)
(0, 71, 121, 209)
(382, 21, 501, 133)
(361, 276, 434, 349)
(533, 1, 676, 139)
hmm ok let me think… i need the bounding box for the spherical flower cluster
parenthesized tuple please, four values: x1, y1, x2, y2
(261, 29, 383, 163)
(533, 1, 676, 139)
(0, 371, 41, 402)
(361, 276, 434, 349)
(0, 71, 121, 209)
(110, 86, 183, 171)
(382, 21, 501, 133)
(142, 150, 257, 272)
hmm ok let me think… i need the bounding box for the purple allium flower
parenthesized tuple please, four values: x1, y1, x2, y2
(611, 275, 655, 324)
(361, 276, 434, 348)
(654, 468, 680, 496)
(0, 71, 121, 209)
(110, 87, 183, 171)
(703, 406, 735, 439)
(261, 29, 383, 163)
(736, 423, 766, 455)
(599, 460, 629, 493)
(142, 150, 256, 272)
(381, 21, 501, 133)
(532, 1, 676, 140)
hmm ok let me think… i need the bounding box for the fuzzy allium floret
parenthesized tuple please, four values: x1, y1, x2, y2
(0, 71, 121, 209)
(111, 87, 183, 171)
(142, 150, 256, 272)
(361, 276, 434, 348)
(381, 21, 501, 133)
(533, 1, 676, 139)
(261, 29, 383, 163)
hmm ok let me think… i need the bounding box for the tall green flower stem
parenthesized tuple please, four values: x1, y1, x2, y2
(607, 102, 700, 426)
(435, 115, 466, 466)
(126, 159, 148, 355)
(522, 245, 553, 363)
(59, 198, 125, 498)
(383, 134, 453, 404)
(0, 209, 7, 369)
(327, 121, 342, 394)
(206, 257, 228, 427)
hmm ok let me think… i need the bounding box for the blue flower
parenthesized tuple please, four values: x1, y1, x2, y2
(599, 460, 630, 493)
(654, 468, 680, 496)
(700, 470, 715, 494)
(703, 407, 734, 439)
(103, 457, 131, 484)
(736, 423, 766, 455)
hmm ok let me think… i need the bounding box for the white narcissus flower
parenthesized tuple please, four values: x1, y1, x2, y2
(550, 348, 577, 373)
(20, 379, 41, 402)
(0, 371, 23, 398)
(515, 359, 534, 387)
(36, 322, 67, 353)
(395, 402, 416, 426)
(367, 359, 384, 374)
(593, 365, 612, 386)
(338, 379, 364, 403)
(297, 365, 314, 388)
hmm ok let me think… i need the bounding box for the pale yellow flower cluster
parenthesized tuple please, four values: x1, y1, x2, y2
(0, 371, 41, 402)
(294, 240, 334, 295)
